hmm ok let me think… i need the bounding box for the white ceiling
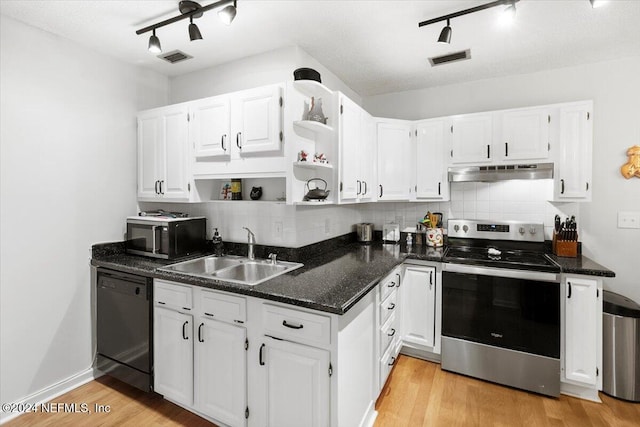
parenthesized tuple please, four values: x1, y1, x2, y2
(1, 0, 639, 97)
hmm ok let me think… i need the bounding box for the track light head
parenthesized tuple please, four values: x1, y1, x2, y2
(189, 16, 203, 41)
(148, 29, 162, 53)
(218, 0, 237, 25)
(438, 19, 452, 44)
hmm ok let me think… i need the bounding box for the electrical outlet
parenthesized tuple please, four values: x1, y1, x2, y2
(618, 211, 640, 229)
(273, 221, 283, 238)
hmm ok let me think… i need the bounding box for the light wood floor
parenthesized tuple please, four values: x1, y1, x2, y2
(5, 355, 639, 426)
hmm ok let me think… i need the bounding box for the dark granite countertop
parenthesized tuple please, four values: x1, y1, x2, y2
(547, 254, 615, 277)
(92, 239, 614, 315)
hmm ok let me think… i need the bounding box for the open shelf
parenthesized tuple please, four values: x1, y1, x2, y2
(294, 200, 335, 206)
(293, 80, 333, 99)
(293, 161, 334, 170)
(293, 120, 334, 136)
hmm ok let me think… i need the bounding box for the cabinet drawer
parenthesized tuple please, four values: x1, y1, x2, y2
(380, 271, 400, 301)
(200, 289, 246, 324)
(380, 312, 399, 356)
(380, 344, 399, 389)
(155, 280, 193, 310)
(379, 290, 398, 326)
(263, 304, 331, 347)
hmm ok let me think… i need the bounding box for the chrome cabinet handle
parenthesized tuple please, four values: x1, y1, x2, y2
(363, 181, 367, 195)
(221, 134, 227, 151)
(357, 180, 361, 195)
(236, 132, 242, 149)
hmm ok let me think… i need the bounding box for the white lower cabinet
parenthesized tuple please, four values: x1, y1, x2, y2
(194, 318, 247, 427)
(154, 306, 194, 406)
(562, 274, 602, 400)
(401, 264, 438, 350)
(261, 336, 330, 427)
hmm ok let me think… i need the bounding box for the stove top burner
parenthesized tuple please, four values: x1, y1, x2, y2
(444, 245, 560, 272)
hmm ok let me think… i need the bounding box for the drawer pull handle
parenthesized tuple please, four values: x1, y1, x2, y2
(387, 302, 396, 310)
(198, 323, 204, 342)
(259, 343, 265, 366)
(388, 328, 396, 337)
(157, 301, 166, 305)
(282, 320, 304, 330)
(388, 282, 395, 288)
(388, 356, 396, 366)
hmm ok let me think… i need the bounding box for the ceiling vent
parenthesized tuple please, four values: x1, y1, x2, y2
(429, 49, 471, 67)
(158, 50, 193, 64)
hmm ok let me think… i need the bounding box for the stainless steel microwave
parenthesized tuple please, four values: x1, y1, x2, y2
(126, 216, 206, 259)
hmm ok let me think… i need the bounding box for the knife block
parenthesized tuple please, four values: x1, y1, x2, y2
(552, 231, 578, 257)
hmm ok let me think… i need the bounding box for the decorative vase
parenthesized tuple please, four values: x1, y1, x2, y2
(307, 97, 326, 124)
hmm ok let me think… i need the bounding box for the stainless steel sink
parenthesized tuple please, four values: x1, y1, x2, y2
(160, 255, 303, 286)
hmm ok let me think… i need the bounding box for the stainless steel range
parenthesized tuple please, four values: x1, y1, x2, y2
(441, 219, 561, 397)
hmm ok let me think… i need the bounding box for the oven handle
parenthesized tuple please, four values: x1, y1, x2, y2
(443, 263, 559, 283)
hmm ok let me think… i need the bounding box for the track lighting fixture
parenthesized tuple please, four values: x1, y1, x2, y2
(438, 19, 452, 44)
(218, 0, 237, 25)
(188, 15, 203, 41)
(419, 0, 520, 43)
(148, 29, 162, 53)
(136, 0, 237, 51)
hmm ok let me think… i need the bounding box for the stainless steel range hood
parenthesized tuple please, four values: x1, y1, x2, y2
(448, 163, 554, 182)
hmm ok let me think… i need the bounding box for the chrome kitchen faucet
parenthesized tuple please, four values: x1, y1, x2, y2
(243, 227, 255, 260)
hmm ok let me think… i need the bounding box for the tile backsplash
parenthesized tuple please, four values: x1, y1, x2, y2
(139, 179, 579, 248)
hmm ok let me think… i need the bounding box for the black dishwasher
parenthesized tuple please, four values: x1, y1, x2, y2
(96, 268, 153, 392)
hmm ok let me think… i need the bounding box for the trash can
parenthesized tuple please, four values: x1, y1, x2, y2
(602, 290, 640, 402)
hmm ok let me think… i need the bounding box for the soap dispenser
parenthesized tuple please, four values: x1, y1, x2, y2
(213, 228, 224, 256)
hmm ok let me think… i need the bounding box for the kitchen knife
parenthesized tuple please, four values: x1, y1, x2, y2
(554, 215, 561, 234)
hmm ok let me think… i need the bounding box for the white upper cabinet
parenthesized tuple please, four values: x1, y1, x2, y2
(191, 95, 231, 158)
(235, 85, 283, 154)
(137, 104, 191, 201)
(377, 119, 412, 200)
(450, 113, 493, 164)
(554, 101, 593, 201)
(415, 119, 449, 200)
(339, 95, 375, 203)
(500, 107, 551, 161)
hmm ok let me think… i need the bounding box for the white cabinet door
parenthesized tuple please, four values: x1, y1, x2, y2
(137, 105, 190, 201)
(450, 113, 493, 164)
(263, 337, 330, 427)
(564, 276, 599, 385)
(195, 318, 247, 427)
(416, 119, 448, 200)
(555, 102, 593, 201)
(377, 120, 411, 200)
(137, 113, 162, 199)
(401, 265, 436, 348)
(339, 95, 361, 202)
(359, 113, 376, 202)
(235, 85, 282, 154)
(191, 95, 231, 158)
(500, 108, 550, 161)
(162, 105, 191, 200)
(154, 307, 193, 406)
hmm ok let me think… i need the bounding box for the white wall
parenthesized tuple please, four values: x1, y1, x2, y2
(362, 56, 640, 303)
(0, 15, 169, 416)
(170, 45, 361, 104)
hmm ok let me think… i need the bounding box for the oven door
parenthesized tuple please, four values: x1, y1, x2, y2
(442, 263, 560, 358)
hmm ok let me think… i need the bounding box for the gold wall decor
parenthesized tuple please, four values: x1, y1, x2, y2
(621, 145, 640, 179)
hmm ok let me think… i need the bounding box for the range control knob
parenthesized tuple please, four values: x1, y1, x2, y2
(529, 227, 537, 235)
(453, 225, 460, 232)
(518, 227, 525, 235)
(462, 225, 469, 233)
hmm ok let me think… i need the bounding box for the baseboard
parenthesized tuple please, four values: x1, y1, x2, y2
(0, 367, 102, 425)
(560, 381, 602, 403)
(359, 401, 378, 427)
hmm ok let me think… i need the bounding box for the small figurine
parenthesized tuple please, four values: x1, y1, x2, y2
(314, 152, 328, 163)
(298, 150, 308, 162)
